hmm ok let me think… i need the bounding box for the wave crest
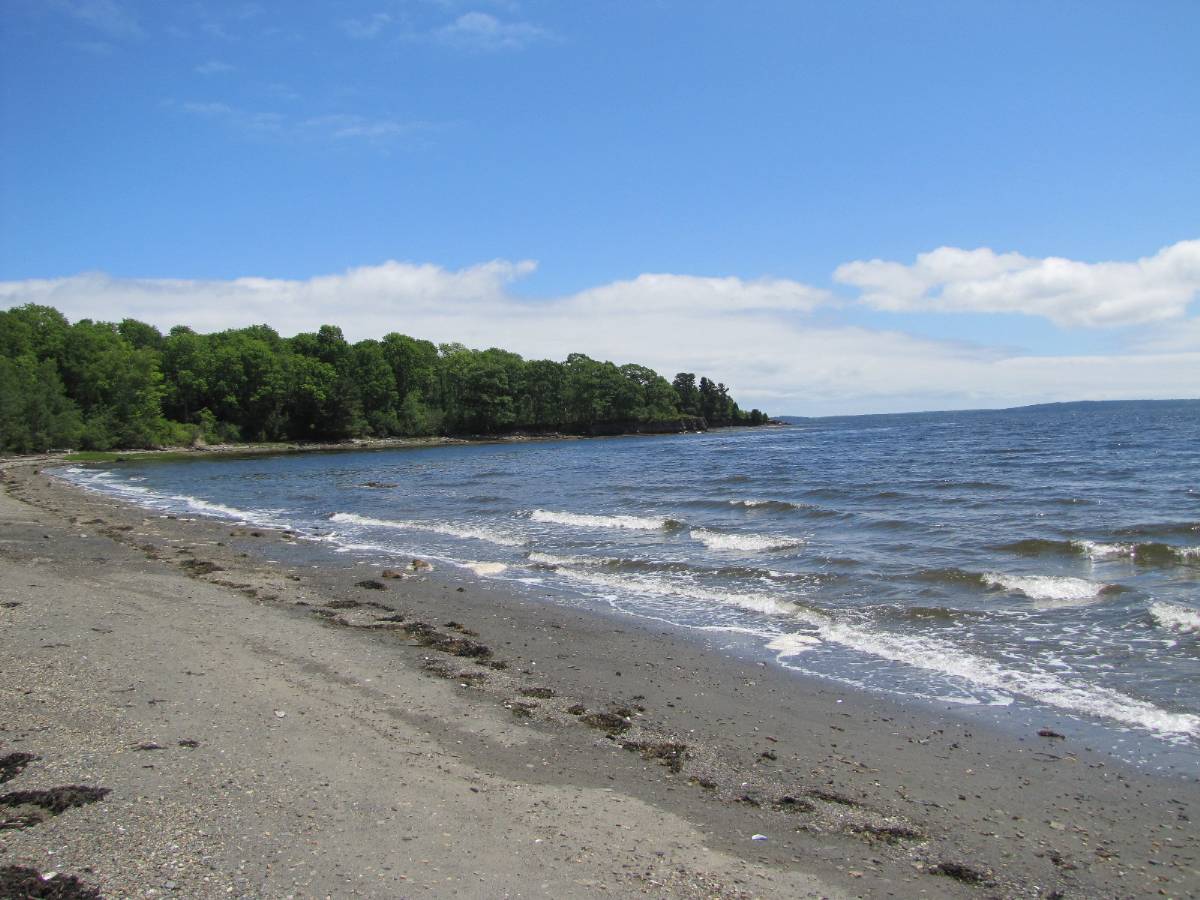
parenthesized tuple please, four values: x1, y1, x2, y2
(982, 572, 1112, 608)
(689, 529, 806, 553)
(329, 512, 525, 547)
(727, 499, 800, 511)
(530, 509, 681, 530)
(1150, 602, 1200, 634)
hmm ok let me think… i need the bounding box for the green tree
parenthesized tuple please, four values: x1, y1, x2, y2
(519, 359, 566, 427)
(352, 339, 400, 435)
(672, 373, 699, 415)
(0, 304, 70, 363)
(288, 326, 364, 439)
(117, 318, 164, 352)
(0, 356, 82, 453)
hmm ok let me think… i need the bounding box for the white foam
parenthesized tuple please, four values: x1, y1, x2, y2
(1149, 602, 1200, 633)
(982, 572, 1108, 608)
(527, 551, 605, 568)
(54, 467, 280, 526)
(463, 561, 508, 576)
(810, 620, 1200, 738)
(728, 499, 797, 510)
(530, 509, 675, 530)
(176, 495, 262, 521)
(690, 528, 805, 553)
(556, 564, 1199, 739)
(1074, 540, 1200, 562)
(1073, 540, 1133, 560)
(555, 568, 803, 618)
(766, 634, 819, 657)
(330, 512, 524, 547)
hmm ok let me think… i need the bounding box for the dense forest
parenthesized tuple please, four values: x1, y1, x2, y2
(0, 304, 768, 453)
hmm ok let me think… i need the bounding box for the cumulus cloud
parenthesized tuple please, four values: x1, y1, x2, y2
(3, 259, 1198, 415)
(835, 239, 1200, 328)
(0, 261, 534, 339)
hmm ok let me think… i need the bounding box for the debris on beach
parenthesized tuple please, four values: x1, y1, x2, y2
(0, 752, 36, 784)
(774, 795, 815, 813)
(847, 822, 923, 843)
(505, 699, 538, 718)
(0, 865, 103, 899)
(328, 598, 389, 610)
(0, 786, 110, 830)
(805, 787, 860, 807)
(402, 621, 492, 659)
(620, 740, 688, 773)
(930, 860, 991, 884)
(579, 711, 631, 734)
(355, 578, 387, 590)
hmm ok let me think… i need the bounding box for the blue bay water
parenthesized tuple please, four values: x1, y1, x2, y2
(58, 400, 1200, 771)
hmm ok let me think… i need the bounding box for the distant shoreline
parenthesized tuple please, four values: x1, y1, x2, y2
(779, 396, 1200, 423)
(7, 420, 788, 465)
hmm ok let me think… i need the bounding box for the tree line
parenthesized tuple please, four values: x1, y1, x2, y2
(0, 304, 769, 453)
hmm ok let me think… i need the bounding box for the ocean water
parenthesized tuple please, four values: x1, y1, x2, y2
(57, 400, 1200, 772)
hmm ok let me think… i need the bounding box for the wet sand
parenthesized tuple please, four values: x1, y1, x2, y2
(1, 457, 1197, 898)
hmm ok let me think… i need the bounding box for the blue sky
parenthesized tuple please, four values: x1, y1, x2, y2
(2, 0, 1198, 415)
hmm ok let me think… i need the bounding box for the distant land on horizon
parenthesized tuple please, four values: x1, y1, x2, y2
(777, 397, 1200, 424)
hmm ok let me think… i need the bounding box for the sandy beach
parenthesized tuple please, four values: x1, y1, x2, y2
(1, 456, 1197, 899)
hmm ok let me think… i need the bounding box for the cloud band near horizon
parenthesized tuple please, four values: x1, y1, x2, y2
(3, 241, 1199, 416)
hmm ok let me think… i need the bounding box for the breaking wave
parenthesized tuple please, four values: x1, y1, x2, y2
(56, 467, 284, 527)
(982, 572, 1114, 608)
(1150, 602, 1200, 634)
(551, 563, 1200, 739)
(329, 512, 525, 547)
(1000, 538, 1200, 565)
(689, 528, 806, 552)
(530, 509, 682, 530)
(464, 561, 509, 576)
(727, 499, 800, 512)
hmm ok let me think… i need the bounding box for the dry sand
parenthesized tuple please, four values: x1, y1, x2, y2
(1, 456, 1197, 899)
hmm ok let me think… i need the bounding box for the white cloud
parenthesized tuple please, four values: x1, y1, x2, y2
(835, 239, 1200, 328)
(48, 0, 144, 39)
(299, 114, 429, 141)
(565, 273, 831, 314)
(341, 13, 393, 39)
(3, 260, 1198, 415)
(195, 60, 236, 76)
(177, 101, 431, 144)
(434, 12, 552, 51)
(0, 261, 535, 339)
